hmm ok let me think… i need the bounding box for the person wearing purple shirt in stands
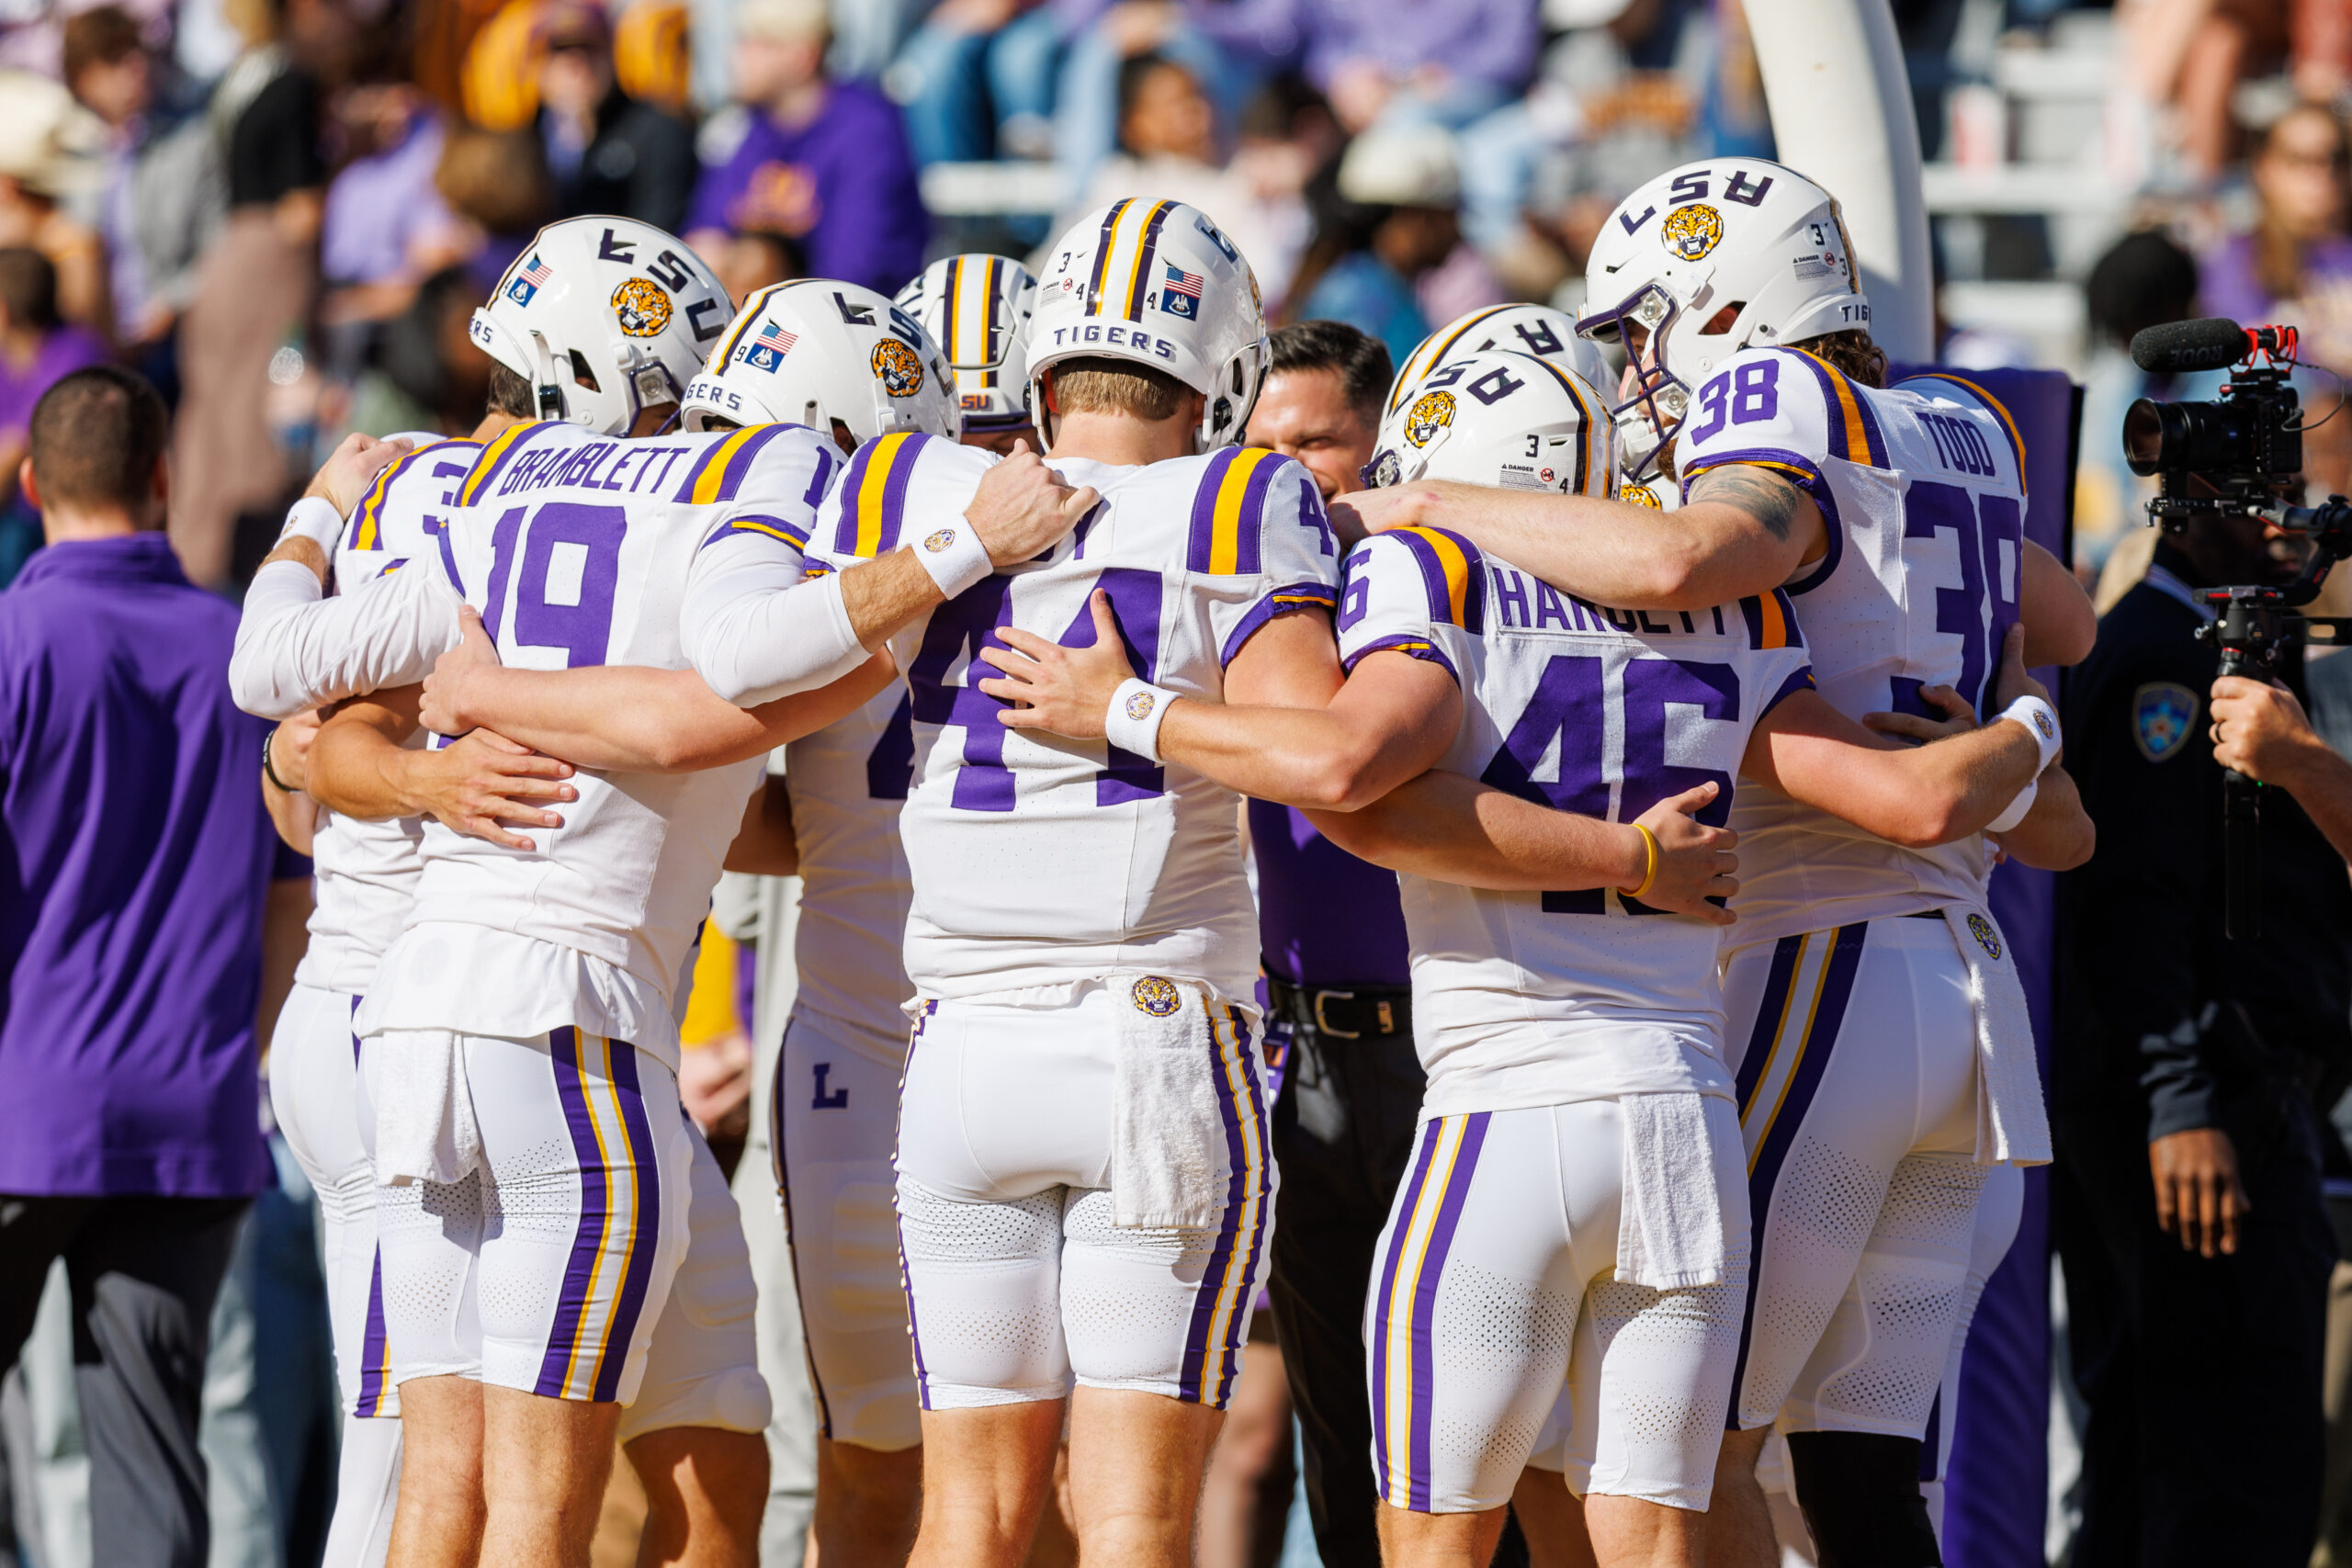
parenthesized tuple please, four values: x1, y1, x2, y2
(684, 0, 927, 296)
(0, 367, 312, 1568)
(1244, 321, 1429, 1566)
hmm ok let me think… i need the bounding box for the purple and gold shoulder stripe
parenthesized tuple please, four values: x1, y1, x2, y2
(1738, 588, 1803, 650)
(349, 438, 478, 551)
(672, 423, 795, 507)
(1186, 446, 1286, 575)
(1785, 348, 1890, 468)
(831, 430, 935, 558)
(458, 421, 554, 507)
(1386, 525, 1486, 633)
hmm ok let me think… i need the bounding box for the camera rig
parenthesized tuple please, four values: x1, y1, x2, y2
(2126, 318, 2352, 935)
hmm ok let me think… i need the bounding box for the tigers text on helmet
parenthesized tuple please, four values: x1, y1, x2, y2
(1577, 159, 1869, 479)
(1026, 198, 1269, 451)
(1366, 350, 1615, 498)
(679, 278, 959, 446)
(471, 217, 732, 435)
(1387, 304, 1614, 421)
(896, 254, 1040, 430)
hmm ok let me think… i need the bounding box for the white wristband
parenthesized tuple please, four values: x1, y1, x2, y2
(911, 516, 993, 599)
(278, 495, 345, 554)
(1985, 776, 2038, 834)
(1104, 678, 1178, 762)
(1998, 694, 2063, 773)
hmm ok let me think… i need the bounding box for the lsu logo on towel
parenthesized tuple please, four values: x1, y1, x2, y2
(1662, 203, 1724, 261)
(1967, 912, 2002, 960)
(1404, 391, 1455, 448)
(1131, 976, 1181, 1017)
(611, 277, 672, 337)
(872, 339, 925, 397)
(2133, 682, 2198, 762)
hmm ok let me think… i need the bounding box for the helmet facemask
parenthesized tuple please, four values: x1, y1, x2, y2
(1577, 281, 1699, 483)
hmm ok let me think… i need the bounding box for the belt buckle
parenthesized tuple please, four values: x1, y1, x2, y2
(1312, 988, 1361, 1040)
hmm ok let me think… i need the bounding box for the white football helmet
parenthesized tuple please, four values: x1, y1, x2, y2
(1386, 304, 1614, 417)
(1577, 158, 1870, 479)
(895, 254, 1040, 431)
(1366, 350, 1616, 498)
(1026, 198, 1269, 451)
(680, 278, 959, 445)
(471, 217, 732, 434)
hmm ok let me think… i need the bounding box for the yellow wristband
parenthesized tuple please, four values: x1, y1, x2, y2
(1625, 823, 1659, 900)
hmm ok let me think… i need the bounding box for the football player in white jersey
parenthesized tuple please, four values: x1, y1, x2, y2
(230, 219, 831, 1568)
(1343, 160, 2098, 1564)
(787, 198, 1344, 1568)
(897, 253, 1041, 454)
(408, 276, 1066, 1568)
(977, 350, 2062, 1568)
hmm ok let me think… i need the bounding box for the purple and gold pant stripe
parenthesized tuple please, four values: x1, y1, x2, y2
(1175, 1003, 1274, 1408)
(1724, 922, 1868, 1424)
(1371, 1111, 1490, 1511)
(355, 1252, 393, 1416)
(535, 1029, 663, 1403)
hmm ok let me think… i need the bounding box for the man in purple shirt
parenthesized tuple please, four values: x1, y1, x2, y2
(1244, 321, 1429, 1565)
(684, 0, 928, 296)
(0, 367, 311, 1568)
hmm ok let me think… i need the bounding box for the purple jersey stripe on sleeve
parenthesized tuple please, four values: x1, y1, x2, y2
(1342, 631, 1460, 682)
(1681, 447, 1845, 595)
(672, 438, 729, 502)
(1762, 664, 1816, 715)
(1218, 581, 1337, 667)
(1789, 353, 1851, 463)
(1185, 447, 1242, 572)
(874, 432, 927, 554)
(699, 513, 810, 552)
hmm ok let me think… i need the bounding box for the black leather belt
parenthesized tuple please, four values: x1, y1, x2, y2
(1266, 974, 1413, 1041)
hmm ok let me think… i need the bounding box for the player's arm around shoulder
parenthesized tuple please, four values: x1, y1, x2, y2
(230, 434, 471, 717)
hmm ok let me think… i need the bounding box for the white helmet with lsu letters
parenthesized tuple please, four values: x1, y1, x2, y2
(680, 278, 959, 446)
(1366, 350, 1616, 498)
(1387, 303, 1614, 419)
(895, 254, 1040, 431)
(1026, 197, 1270, 451)
(471, 216, 733, 434)
(1578, 158, 1869, 478)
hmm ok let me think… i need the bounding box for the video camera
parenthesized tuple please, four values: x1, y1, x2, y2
(2125, 317, 2352, 936)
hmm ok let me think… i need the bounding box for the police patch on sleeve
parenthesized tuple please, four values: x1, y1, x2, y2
(2132, 681, 2199, 762)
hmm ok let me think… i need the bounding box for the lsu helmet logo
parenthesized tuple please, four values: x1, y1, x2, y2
(1661, 204, 1725, 262)
(1966, 912, 2003, 961)
(610, 277, 673, 337)
(1130, 976, 1182, 1017)
(1404, 390, 1456, 447)
(872, 339, 925, 397)
(1619, 481, 1664, 509)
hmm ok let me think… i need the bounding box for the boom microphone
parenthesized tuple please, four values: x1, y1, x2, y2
(2131, 317, 2258, 373)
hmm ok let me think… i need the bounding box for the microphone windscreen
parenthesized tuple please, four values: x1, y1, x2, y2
(2131, 318, 2247, 373)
